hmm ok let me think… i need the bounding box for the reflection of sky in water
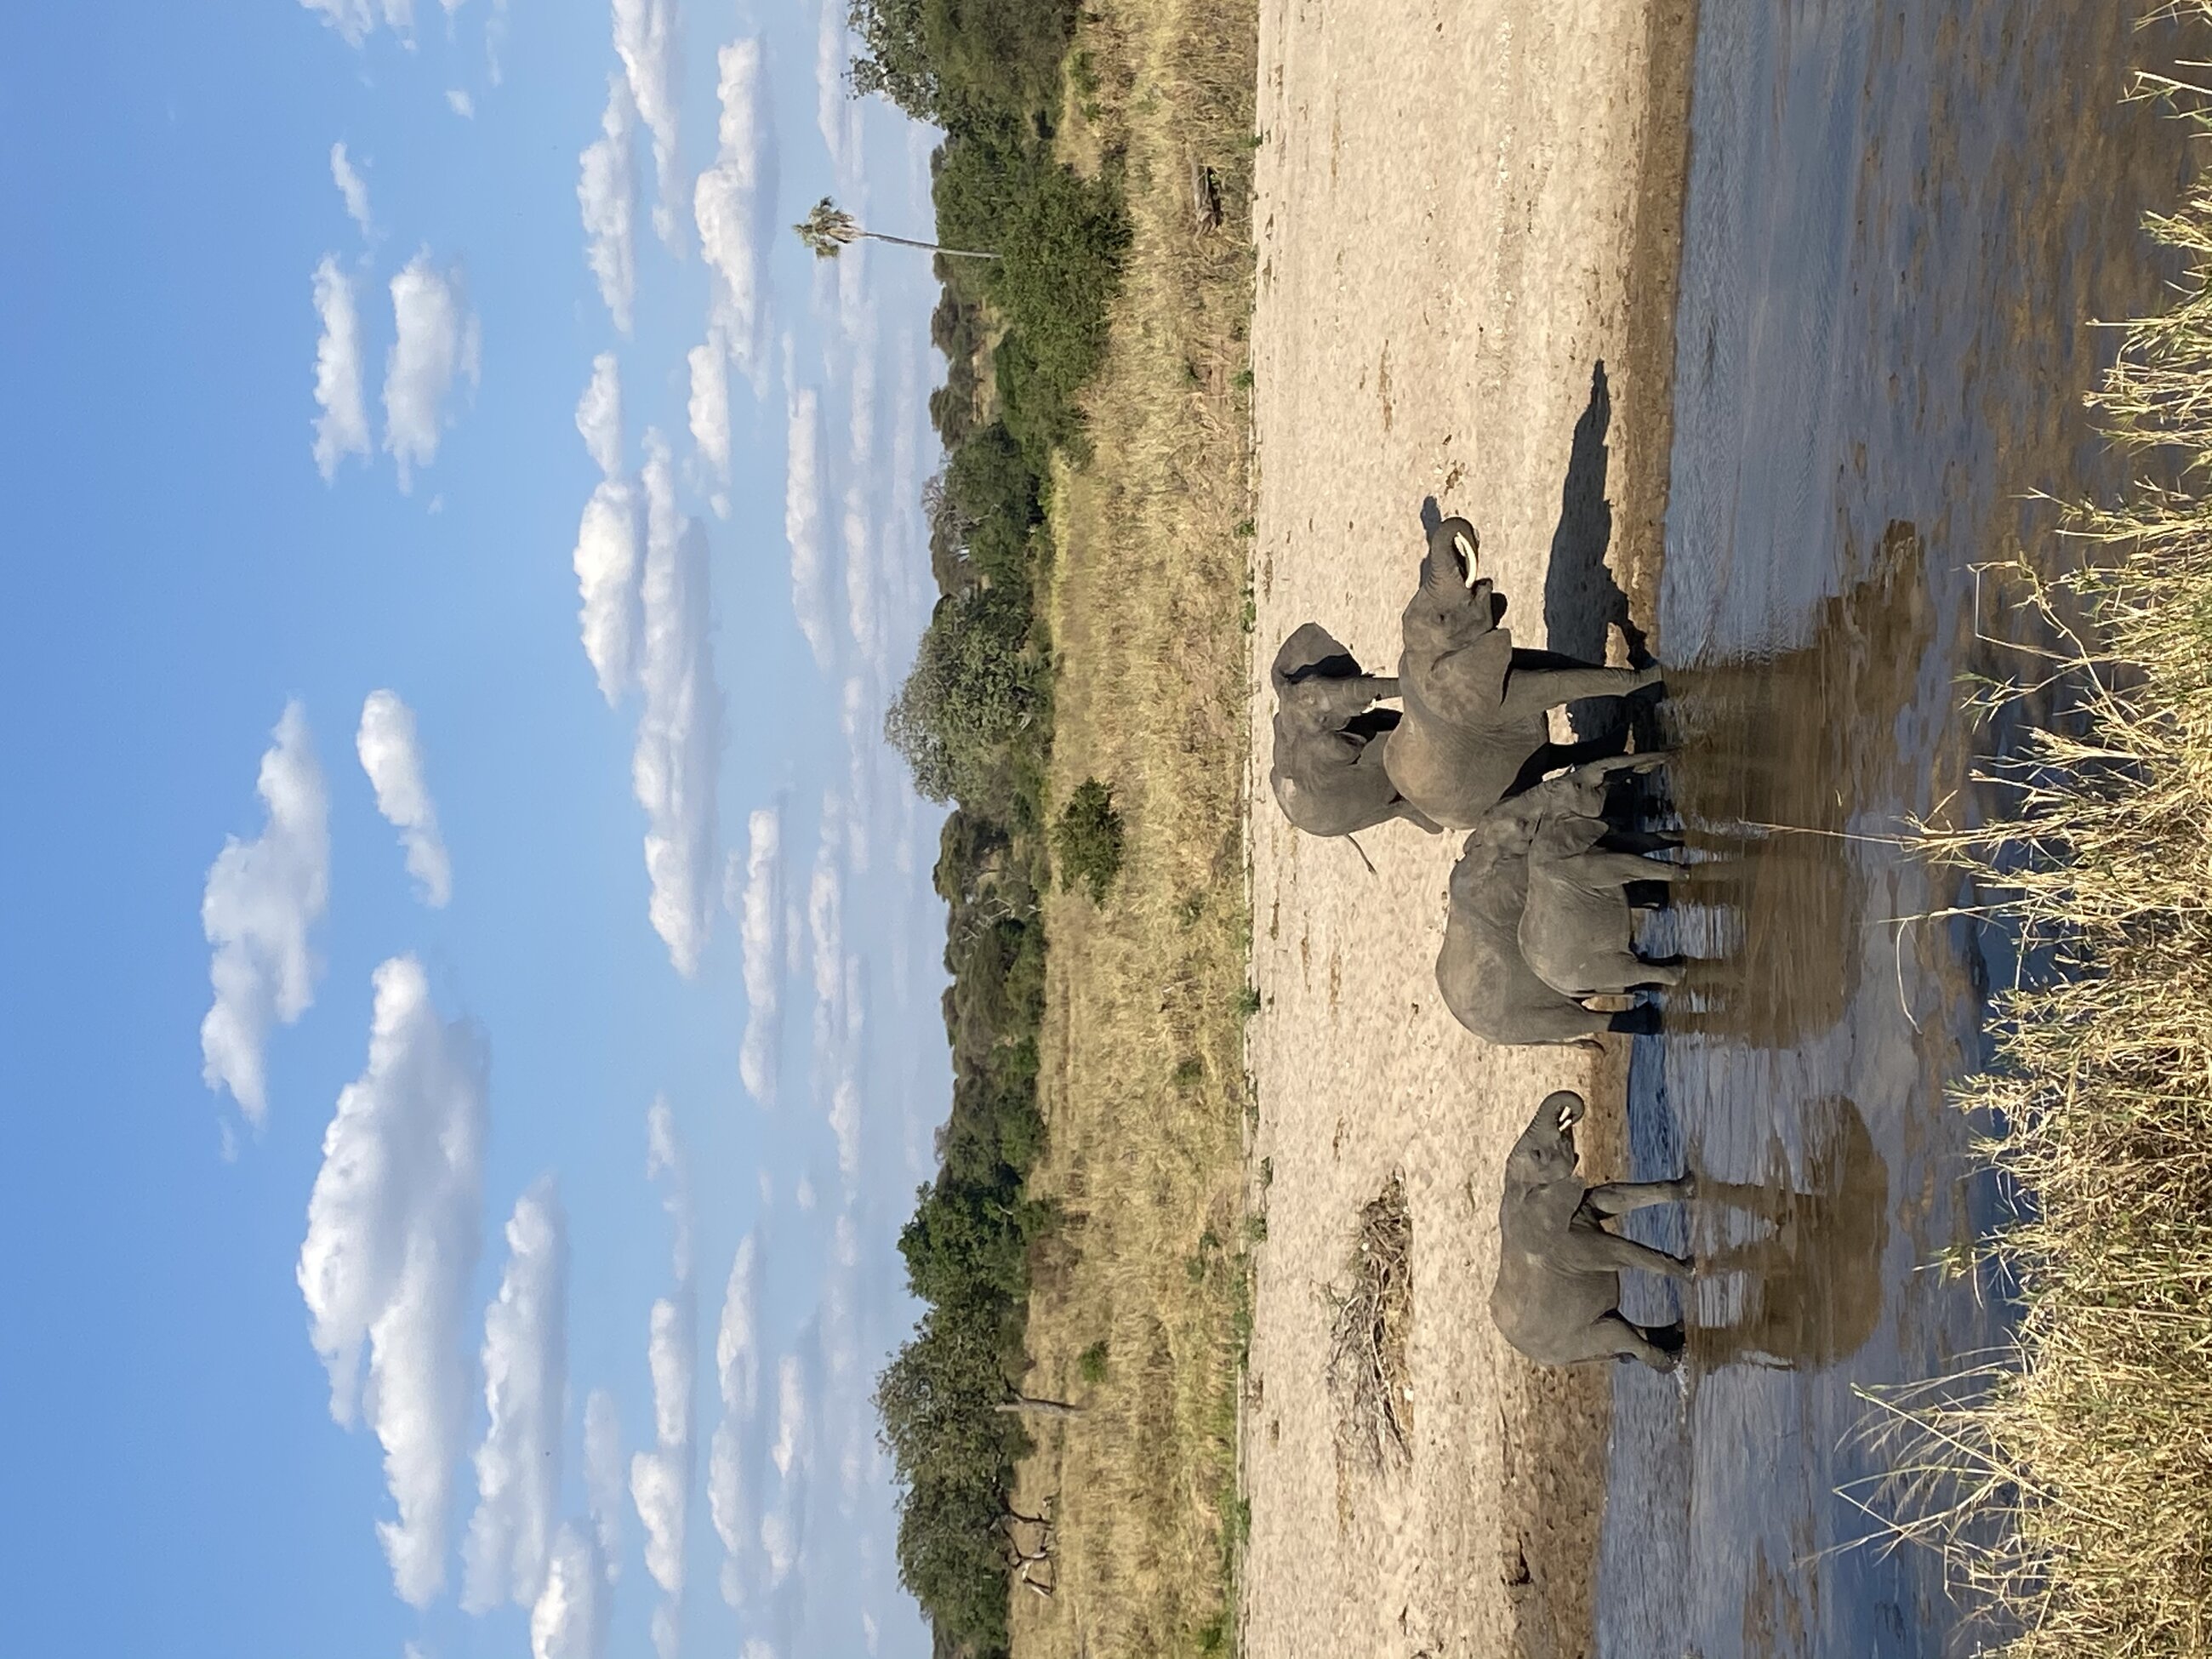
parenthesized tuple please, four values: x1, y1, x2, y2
(1593, 3, 2187, 1654)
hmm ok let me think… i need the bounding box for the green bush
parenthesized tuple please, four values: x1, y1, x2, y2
(1053, 778, 1126, 903)
(1078, 1340, 1109, 1384)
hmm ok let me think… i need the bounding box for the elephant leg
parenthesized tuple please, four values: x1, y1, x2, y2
(1577, 1312, 1682, 1370)
(1605, 830, 1682, 855)
(1498, 659, 1664, 721)
(1581, 850, 1688, 886)
(1392, 800, 1446, 834)
(1559, 1228, 1692, 1279)
(1579, 1177, 1695, 1219)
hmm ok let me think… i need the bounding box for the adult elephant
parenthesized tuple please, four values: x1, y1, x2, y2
(1268, 622, 1441, 837)
(1384, 516, 1662, 827)
(1488, 1089, 1695, 1371)
(1434, 757, 1662, 1048)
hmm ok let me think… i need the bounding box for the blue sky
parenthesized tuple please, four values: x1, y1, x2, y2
(0, 3, 953, 1656)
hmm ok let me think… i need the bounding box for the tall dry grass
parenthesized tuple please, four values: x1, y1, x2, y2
(1002, 0, 1258, 1654)
(1860, 54, 2212, 1656)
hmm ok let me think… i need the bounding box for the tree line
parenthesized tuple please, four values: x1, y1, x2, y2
(840, 0, 1131, 1651)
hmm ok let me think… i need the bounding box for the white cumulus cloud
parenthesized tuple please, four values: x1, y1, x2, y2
(447, 88, 476, 119)
(383, 253, 481, 491)
(576, 351, 624, 479)
(611, 0, 682, 249)
(201, 701, 330, 1126)
(784, 383, 832, 670)
(579, 77, 639, 334)
(687, 332, 732, 488)
(311, 258, 371, 482)
(531, 1523, 610, 1659)
(710, 1234, 762, 1605)
(693, 37, 777, 390)
(331, 142, 374, 240)
(632, 433, 722, 977)
(729, 806, 784, 1103)
(582, 1388, 625, 1583)
(631, 1099, 696, 1659)
(574, 480, 642, 704)
(463, 1180, 569, 1612)
(295, 955, 487, 1607)
(356, 690, 452, 909)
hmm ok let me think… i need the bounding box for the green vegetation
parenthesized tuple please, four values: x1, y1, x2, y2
(1052, 779, 1125, 902)
(852, 0, 1136, 1649)
(1866, 62, 2212, 1657)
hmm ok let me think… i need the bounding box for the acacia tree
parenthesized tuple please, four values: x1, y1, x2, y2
(794, 196, 1000, 261)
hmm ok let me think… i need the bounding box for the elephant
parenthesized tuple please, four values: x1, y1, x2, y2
(1488, 1089, 1695, 1371)
(1516, 807, 1687, 999)
(1268, 623, 1442, 837)
(1434, 756, 1666, 1048)
(1383, 515, 1663, 827)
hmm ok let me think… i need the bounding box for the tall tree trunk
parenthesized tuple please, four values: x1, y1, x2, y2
(858, 230, 1001, 260)
(994, 1394, 1085, 1419)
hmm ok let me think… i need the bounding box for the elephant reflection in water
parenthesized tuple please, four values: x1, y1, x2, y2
(1685, 1093, 1890, 1373)
(1654, 522, 1935, 1048)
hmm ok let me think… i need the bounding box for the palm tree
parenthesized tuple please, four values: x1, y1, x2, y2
(792, 196, 1000, 262)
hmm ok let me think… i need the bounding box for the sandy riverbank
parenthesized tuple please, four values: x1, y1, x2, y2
(1240, 3, 1696, 1655)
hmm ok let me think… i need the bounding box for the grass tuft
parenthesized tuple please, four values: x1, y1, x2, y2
(1860, 59, 2212, 1656)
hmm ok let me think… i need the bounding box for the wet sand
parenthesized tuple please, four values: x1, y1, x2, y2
(1241, 3, 1696, 1656)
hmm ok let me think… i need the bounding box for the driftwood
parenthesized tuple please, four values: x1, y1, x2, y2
(994, 1394, 1086, 1420)
(1189, 157, 1223, 232)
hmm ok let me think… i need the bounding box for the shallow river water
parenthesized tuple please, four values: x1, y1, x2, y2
(1592, 4, 2192, 1656)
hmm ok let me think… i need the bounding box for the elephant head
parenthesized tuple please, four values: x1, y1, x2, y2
(1268, 622, 1440, 837)
(1384, 516, 1664, 827)
(1487, 1089, 1695, 1370)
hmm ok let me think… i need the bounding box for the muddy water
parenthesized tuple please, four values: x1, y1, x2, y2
(1591, 5, 2192, 1655)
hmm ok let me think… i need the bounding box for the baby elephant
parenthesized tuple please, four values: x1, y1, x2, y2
(1269, 623, 1442, 838)
(1488, 1090, 1695, 1371)
(1517, 809, 1686, 999)
(1384, 516, 1662, 826)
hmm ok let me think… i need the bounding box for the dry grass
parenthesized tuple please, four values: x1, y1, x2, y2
(1325, 1176, 1414, 1473)
(1004, 0, 1259, 1654)
(1856, 59, 2212, 1656)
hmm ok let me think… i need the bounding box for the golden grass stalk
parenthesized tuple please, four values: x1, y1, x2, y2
(1856, 70, 2212, 1658)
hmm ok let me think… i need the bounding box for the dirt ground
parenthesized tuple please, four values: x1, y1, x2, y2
(1240, 3, 1696, 1656)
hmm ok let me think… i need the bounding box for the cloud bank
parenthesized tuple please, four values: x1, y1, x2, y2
(632, 433, 722, 977)
(530, 1523, 610, 1659)
(462, 1180, 568, 1611)
(693, 37, 778, 389)
(709, 1233, 762, 1604)
(630, 1100, 695, 1659)
(299, 0, 413, 47)
(731, 806, 784, 1103)
(295, 955, 487, 1606)
(610, 0, 682, 249)
(784, 384, 832, 671)
(311, 258, 371, 482)
(383, 253, 481, 491)
(200, 701, 330, 1126)
(576, 351, 624, 478)
(578, 77, 638, 335)
(356, 690, 452, 908)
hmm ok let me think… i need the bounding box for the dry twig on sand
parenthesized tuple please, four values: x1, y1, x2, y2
(1325, 1176, 1414, 1469)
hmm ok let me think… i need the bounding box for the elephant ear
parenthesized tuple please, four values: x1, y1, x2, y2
(1272, 623, 1360, 693)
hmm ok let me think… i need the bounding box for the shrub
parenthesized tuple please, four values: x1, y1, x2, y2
(1078, 1340, 1109, 1384)
(1053, 778, 1126, 902)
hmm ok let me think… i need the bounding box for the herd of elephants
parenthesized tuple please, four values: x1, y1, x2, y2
(1268, 513, 1717, 1372)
